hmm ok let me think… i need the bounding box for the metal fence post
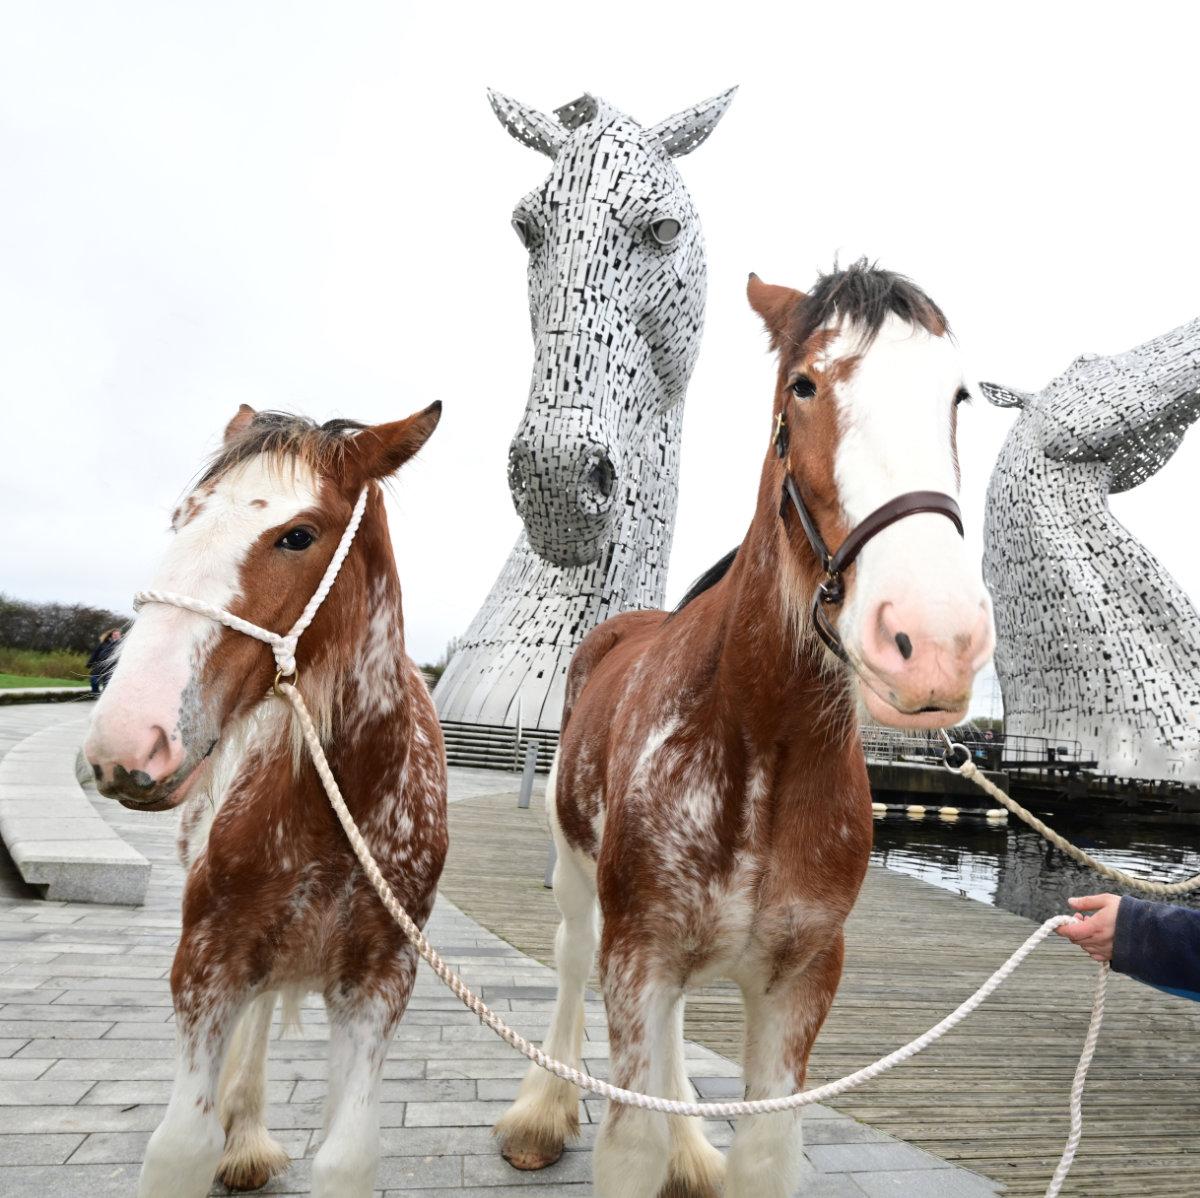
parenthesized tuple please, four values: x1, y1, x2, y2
(517, 740, 538, 809)
(543, 837, 557, 889)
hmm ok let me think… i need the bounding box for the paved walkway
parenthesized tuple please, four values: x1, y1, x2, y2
(0, 703, 999, 1196)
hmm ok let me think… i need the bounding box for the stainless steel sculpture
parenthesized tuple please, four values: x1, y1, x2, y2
(981, 319, 1200, 782)
(434, 88, 735, 730)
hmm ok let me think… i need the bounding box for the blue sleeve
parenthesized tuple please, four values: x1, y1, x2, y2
(1113, 897, 1200, 1001)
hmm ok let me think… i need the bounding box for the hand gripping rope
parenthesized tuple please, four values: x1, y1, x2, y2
(132, 492, 1162, 1198)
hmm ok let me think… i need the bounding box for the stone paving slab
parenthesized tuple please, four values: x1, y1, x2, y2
(0, 712, 149, 905)
(0, 704, 1002, 1195)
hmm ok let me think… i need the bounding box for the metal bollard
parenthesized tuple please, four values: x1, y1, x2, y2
(517, 740, 538, 809)
(543, 837, 557, 889)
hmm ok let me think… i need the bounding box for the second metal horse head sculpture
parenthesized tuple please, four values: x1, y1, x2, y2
(982, 317, 1200, 781)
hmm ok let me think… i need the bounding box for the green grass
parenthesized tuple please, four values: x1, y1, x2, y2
(0, 673, 87, 689)
(0, 646, 89, 683)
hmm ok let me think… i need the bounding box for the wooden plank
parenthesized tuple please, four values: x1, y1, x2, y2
(439, 790, 1200, 1197)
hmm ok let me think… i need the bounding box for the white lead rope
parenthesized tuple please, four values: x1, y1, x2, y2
(132, 493, 1111, 1197)
(277, 678, 1107, 1198)
(941, 729, 1200, 896)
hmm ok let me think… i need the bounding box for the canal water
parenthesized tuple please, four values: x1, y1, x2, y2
(871, 810, 1200, 922)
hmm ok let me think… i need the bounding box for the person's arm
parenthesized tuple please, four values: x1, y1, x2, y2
(1113, 896, 1200, 997)
(1057, 893, 1200, 999)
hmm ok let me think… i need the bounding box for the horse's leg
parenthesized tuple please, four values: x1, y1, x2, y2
(138, 961, 246, 1198)
(495, 817, 598, 1169)
(724, 935, 845, 1198)
(216, 990, 290, 1191)
(658, 995, 724, 1197)
(310, 948, 416, 1198)
(592, 946, 678, 1198)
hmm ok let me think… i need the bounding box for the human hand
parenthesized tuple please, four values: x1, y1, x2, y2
(1054, 894, 1121, 963)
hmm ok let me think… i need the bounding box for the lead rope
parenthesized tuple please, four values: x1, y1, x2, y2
(940, 731, 1200, 897)
(131, 489, 1111, 1196)
(278, 677, 1102, 1196)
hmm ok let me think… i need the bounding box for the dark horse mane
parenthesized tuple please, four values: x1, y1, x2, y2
(786, 258, 949, 351)
(200, 411, 368, 487)
(674, 261, 947, 615)
(673, 547, 739, 615)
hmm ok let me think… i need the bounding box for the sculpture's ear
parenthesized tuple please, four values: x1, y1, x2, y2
(223, 404, 256, 444)
(487, 89, 565, 158)
(747, 273, 805, 351)
(979, 382, 1031, 410)
(646, 87, 737, 158)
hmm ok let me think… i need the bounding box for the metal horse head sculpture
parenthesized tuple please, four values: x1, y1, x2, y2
(981, 318, 1200, 781)
(433, 89, 734, 730)
(491, 88, 735, 566)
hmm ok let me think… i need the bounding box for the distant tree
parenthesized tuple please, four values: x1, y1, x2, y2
(421, 635, 462, 685)
(0, 593, 129, 654)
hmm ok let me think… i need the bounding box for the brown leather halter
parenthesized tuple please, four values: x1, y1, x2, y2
(774, 412, 964, 662)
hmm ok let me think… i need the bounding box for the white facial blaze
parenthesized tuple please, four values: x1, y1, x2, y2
(824, 314, 992, 702)
(90, 457, 322, 766)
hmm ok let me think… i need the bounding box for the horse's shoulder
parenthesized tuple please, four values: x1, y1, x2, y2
(565, 610, 665, 717)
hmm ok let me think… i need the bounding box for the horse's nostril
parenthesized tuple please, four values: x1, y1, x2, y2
(895, 632, 913, 661)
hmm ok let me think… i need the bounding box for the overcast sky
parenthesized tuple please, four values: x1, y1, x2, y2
(3, 3, 1197, 720)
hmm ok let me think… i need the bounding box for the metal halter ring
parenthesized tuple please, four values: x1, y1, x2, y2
(939, 729, 970, 772)
(273, 666, 298, 698)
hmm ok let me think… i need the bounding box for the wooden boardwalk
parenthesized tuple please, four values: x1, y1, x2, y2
(441, 788, 1200, 1198)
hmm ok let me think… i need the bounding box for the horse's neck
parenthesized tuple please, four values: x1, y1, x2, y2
(715, 462, 856, 753)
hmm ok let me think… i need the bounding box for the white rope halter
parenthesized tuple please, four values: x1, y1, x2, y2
(133, 488, 370, 679)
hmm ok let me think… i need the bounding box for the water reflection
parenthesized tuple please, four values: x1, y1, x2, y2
(870, 812, 1200, 922)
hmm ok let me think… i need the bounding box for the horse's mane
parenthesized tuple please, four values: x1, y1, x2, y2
(200, 411, 366, 486)
(673, 546, 739, 614)
(788, 258, 949, 351)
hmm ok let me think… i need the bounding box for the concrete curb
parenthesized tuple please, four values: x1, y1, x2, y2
(0, 686, 93, 706)
(0, 718, 151, 904)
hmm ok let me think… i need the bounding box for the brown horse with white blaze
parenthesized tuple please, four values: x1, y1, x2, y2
(84, 404, 447, 1198)
(495, 262, 994, 1197)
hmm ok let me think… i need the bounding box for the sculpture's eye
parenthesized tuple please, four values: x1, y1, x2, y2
(511, 215, 539, 250)
(649, 217, 681, 246)
(791, 376, 817, 400)
(277, 527, 315, 551)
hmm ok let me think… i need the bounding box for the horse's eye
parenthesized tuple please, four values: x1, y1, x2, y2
(511, 215, 537, 249)
(649, 217, 681, 246)
(955, 387, 971, 406)
(791, 376, 817, 400)
(277, 528, 315, 551)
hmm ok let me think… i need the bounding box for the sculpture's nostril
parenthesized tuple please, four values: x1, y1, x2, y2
(587, 456, 615, 499)
(895, 632, 913, 661)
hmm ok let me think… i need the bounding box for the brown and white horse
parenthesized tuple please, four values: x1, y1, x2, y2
(84, 405, 447, 1198)
(495, 263, 994, 1197)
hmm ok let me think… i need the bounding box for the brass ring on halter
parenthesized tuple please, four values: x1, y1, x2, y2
(273, 666, 298, 698)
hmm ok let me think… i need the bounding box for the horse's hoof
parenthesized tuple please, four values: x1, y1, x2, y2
(500, 1138, 564, 1171)
(218, 1162, 273, 1192)
(216, 1134, 290, 1191)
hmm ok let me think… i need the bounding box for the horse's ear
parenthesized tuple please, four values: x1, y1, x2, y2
(747, 273, 804, 350)
(224, 404, 255, 444)
(487, 89, 565, 158)
(646, 87, 737, 158)
(344, 402, 442, 486)
(979, 382, 1029, 410)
